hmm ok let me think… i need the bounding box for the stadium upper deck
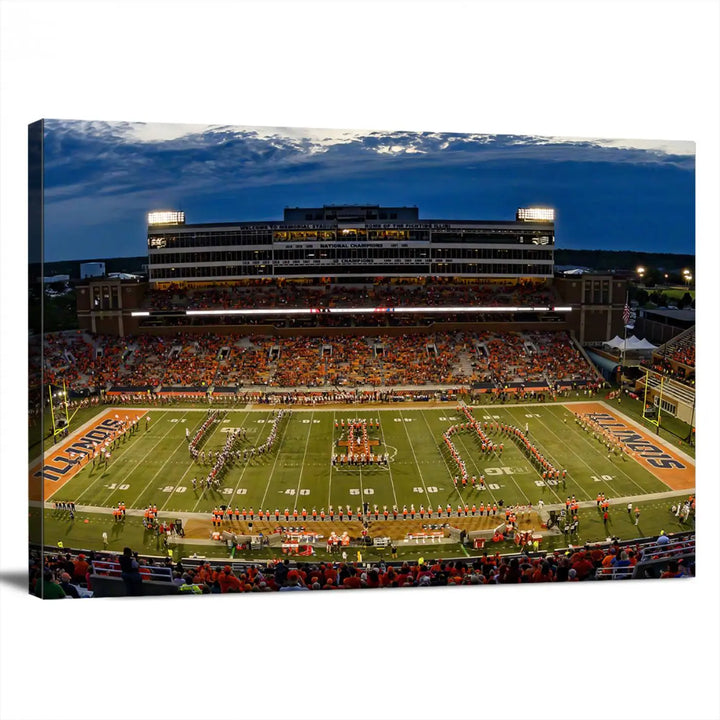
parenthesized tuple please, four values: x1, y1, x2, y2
(146, 205, 556, 283)
(75, 204, 628, 344)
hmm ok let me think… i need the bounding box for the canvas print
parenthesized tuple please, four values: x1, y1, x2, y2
(29, 120, 695, 598)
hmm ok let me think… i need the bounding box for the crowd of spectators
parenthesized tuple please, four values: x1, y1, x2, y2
(41, 328, 598, 394)
(665, 329, 695, 368)
(643, 330, 695, 386)
(30, 531, 694, 598)
(144, 278, 557, 313)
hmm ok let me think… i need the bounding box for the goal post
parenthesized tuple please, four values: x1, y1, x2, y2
(641, 368, 663, 431)
(48, 381, 79, 440)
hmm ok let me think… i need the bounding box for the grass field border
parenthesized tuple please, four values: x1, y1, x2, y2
(36, 400, 694, 552)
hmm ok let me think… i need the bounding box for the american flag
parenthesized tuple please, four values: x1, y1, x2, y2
(623, 302, 631, 326)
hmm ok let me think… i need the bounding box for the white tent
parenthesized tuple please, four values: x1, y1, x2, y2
(602, 336, 626, 349)
(602, 335, 657, 351)
(625, 336, 657, 351)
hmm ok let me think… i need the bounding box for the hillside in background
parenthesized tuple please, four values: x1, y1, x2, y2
(554, 249, 694, 272)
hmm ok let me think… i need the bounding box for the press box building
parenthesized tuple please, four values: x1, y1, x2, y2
(76, 205, 628, 344)
(144, 205, 556, 283)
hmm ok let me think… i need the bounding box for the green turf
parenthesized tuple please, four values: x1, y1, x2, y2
(43, 403, 690, 537)
(32, 494, 694, 563)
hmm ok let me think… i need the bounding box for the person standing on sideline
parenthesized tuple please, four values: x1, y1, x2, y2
(102, 531, 108, 549)
(627, 502, 632, 516)
(634, 506, 641, 526)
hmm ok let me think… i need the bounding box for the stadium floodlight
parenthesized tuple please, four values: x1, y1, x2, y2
(636, 266, 645, 275)
(186, 308, 309, 316)
(148, 210, 185, 226)
(516, 207, 555, 222)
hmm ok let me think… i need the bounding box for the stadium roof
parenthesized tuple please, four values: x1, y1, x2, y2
(643, 308, 695, 323)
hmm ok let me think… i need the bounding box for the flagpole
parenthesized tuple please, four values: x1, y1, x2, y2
(620, 292, 629, 382)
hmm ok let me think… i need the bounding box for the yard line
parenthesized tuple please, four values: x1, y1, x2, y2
(327, 410, 336, 508)
(495, 407, 590, 502)
(73, 410, 170, 505)
(258, 411, 294, 511)
(462, 409, 565, 505)
(161, 410, 249, 512)
(192, 409, 269, 513)
(95, 410, 190, 508)
(293, 411, 315, 503)
(376, 411, 398, 507)
(125, 411, 194, 509)
(215, 409, 255, 506)
(417, 409, 467, 507)
(399, 410, 432, 508)
(465, 429, 533, 506)
(528, 405, 649, 497)
(355, 418, 364, 511)
(451, 431, 502, 506)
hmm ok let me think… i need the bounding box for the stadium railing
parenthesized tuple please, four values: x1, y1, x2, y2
(89, 559, 178, 597)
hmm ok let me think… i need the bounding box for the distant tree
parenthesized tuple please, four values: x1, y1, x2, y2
(635, 288, 649, 305)
(680, 292, 692, 309)
(649, 291, 662, 305)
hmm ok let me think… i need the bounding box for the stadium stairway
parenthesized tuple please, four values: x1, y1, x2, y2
(657, 325, 695, 357)
(457, 351, 475, 379)
(570, 332, 606, 385)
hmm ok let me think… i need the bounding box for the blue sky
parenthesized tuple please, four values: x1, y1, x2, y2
(41, 120, 695, 262)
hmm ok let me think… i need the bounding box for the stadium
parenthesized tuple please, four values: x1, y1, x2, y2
(29, 203, 696, 598)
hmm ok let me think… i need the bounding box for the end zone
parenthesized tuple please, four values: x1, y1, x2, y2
(569, 402, 695, 491)
(29, 409, 147, 502)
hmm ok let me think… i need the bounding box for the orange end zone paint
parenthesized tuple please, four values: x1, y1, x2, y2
(569, 402, 695, 491)
(29, 409, 147, 502)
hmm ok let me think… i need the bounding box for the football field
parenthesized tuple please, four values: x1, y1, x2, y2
(37, 401, 694, 524)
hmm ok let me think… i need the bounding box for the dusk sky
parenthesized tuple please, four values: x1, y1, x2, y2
(41, 119, 695, 262)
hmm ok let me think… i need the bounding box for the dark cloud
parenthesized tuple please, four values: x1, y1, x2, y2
(41, 120, 695, 260)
